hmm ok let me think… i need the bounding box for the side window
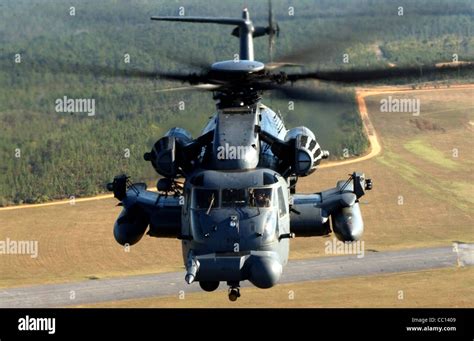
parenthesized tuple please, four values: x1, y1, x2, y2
(277, 187, 287, 217)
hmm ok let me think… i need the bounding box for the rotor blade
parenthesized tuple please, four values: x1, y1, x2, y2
(6, 57, 212, 83)
(285, 62, 474, 84)
(167, 58, 210, 72)
(268, 10, 382, 66)
(267, 0, 279, 63)
(265, 62, 301, 71)
(274, 31, 370, 67)
(268, 0, 273, 29)
(155, 84, 221, 93)
(164, 53, 212, 72)
(264, 83, 354, 103)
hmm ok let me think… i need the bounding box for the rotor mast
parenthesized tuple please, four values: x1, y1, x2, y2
(151, 8, 255, 61)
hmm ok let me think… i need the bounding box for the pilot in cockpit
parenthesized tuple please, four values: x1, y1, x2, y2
(250, 188, 272, 208)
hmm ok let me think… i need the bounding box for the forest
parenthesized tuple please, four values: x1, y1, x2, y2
(0, 0, 473, 205)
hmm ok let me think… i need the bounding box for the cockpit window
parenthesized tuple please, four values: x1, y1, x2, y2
(222, 189, 247, 207)
(194, 189, 219, 210)
(249, 188, 272, 208)
(194, 188, 273, 209)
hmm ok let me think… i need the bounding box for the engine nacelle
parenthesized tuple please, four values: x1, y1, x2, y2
(331, 202, 364, 242)
(289, 172, 371, 239)
(330, 172, 369, 241)
(144, 127, 193, 178)
(113, 206, 149, 246)
(285, 126, 328, 176)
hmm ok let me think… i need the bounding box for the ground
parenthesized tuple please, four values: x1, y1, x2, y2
(77, 267, 473, 308)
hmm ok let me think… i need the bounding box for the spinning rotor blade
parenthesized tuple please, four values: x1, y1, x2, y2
(155, 84, 222, 93)
(263, 83, 355, 104)
(285, 62, 474, 84)
(267, 0, 279, 62)
(264, 62, 301, 71)
(10, 58, 203, 82)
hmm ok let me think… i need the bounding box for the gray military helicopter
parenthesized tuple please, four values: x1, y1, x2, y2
(105, 6, 471, 301)
(106, 6, 372, 301)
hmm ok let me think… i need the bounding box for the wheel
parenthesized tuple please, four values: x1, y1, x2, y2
(228, 288, 240, 302)
(199, 281, 220, 292)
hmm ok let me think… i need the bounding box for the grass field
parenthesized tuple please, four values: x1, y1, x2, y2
(0, 87, 472, 308)
(77, 267, 473, 308)
(0, 200, 184, 288)
(292, 87, 474, 259)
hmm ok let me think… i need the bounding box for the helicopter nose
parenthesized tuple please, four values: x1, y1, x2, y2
(248, 256, 282, 289)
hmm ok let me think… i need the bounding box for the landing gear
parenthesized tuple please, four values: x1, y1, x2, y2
(199, 281, 220, 292)
(228, 288, 240, 301)
(227, 282, 241, 301)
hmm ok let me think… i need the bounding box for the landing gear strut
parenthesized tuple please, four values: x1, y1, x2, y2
(227, 282, 241, 301)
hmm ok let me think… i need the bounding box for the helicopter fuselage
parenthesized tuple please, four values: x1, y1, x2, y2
(175, 104, 291, 288)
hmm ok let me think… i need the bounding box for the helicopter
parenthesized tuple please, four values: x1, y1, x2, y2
(104, 5, 472, 301)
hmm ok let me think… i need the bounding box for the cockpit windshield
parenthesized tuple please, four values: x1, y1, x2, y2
(194, 189, 219, 210)
(193, 187, 274, 209)
(222, 189, 247, 207)
(222, 188, 273, 208)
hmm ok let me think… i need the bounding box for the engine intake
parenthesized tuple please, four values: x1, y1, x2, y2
(144, 128, 193, 178)
(285, 127, 327, 176)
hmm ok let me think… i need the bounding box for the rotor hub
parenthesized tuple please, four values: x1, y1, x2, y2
(211, 60, 265, 74)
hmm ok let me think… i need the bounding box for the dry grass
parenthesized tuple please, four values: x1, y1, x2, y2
(0, 87, 472, 292)
(77, 267, 474, 308)
(291, 87, 474, 258)
(0, 199, 183, 288)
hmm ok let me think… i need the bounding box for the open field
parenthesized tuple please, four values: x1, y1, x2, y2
(0, 86, 472, 298)
(77, 267, 473, 308)
(0, 200, 184, 288)
(292, 86, 474, 259)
